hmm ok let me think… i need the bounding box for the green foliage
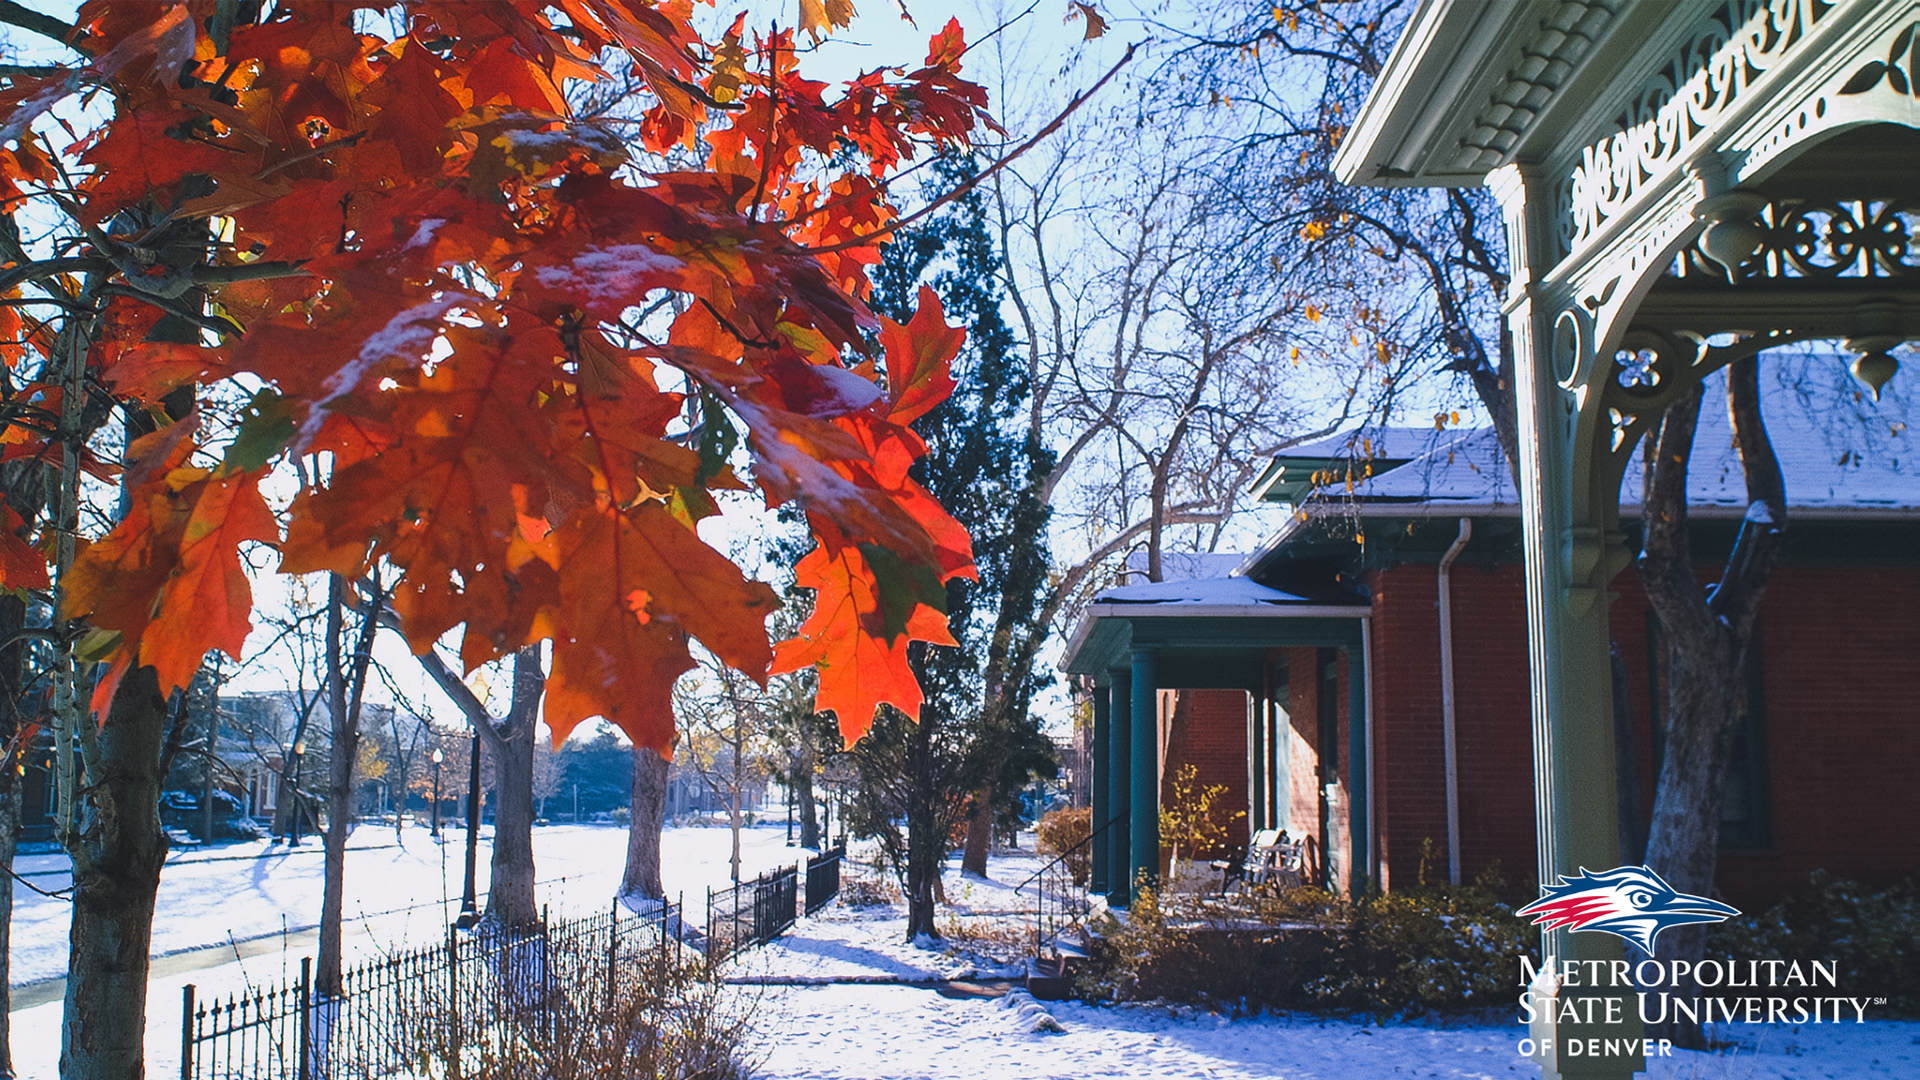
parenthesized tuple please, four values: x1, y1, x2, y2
(845, 151, 1057, 933)
(558, 729, 633, 815)
(1708, 872, 1920, 1016)
(1036, 807, 1092, 887)
(1081, 860, 1535, 1016)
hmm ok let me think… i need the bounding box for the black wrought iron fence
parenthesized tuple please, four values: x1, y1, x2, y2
(704, 865, 797, 962)
(181, 899, 679, 1080)
(804, 845, 844, 916)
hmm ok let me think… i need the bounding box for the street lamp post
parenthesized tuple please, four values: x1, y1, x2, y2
(288, 739, 307, 848)
(457, 732, 481, 927)
(430, 747, 444, 839)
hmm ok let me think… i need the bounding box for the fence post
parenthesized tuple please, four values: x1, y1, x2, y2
(606, 894, 618, 1015)
(447, 927, 462, 1080)
(297, 957, 311, 1080)
(179, 983, 194, 1080)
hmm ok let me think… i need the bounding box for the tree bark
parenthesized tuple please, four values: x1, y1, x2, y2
(317, 573, 381, 995)
(621, 747, 669, 900)
(1636, 357, 1786, 1048)
(903, 702, 941, 943)
(1611, 642, 1645, 867)
(959, 784, 993, 878)
(60, 666, 170, 1080)
(483, 647, 544, 928)
(794, 714, 820, 850)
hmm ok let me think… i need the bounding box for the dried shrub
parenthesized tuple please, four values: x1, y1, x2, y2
(837, 868, 903, 908)
(393, 926, 755, 1079)
(1081, 857, 1535, 1016)
(1708, 872, 1919, 1016)
(1035, 807, 1092, 887)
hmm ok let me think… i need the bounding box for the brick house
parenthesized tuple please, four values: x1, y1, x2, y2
(1064, 367, 1918, 910)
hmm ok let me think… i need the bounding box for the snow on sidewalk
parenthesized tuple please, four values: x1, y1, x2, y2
(742, 852, 1920, 1080)
(752, 981, 1920, 1080)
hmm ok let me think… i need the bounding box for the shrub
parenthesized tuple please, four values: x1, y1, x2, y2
(1158, 765, 1243, 865)
(838, 868, 902, 908)
(395, 924, 754, 1079)
(1079, 859, 1535, 1016)
(1708, 872, 1919, 1016)
(1035, 807, 1092, 887)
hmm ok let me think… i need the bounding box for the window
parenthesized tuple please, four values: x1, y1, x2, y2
(1317, 647, 1340, 782)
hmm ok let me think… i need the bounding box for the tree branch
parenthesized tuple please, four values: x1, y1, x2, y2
(0, 1, 78, 50)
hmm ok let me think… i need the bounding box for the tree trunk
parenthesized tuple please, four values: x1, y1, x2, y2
(484, 647, 545, 928)
(795, 766, 820, 851)
(959, 784, 993, 877)
(61, 666, 171, 1080)
(317, 576, 357, 997)
(486, 717, 537, 926)
(794, 715, 820, 850)
(1635, 357, 1786, 1049)
(317, 572, 382, 995)
(903, 704, 941, 943)
(621, 748, 669, 900)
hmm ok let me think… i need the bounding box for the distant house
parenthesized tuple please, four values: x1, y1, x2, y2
(1064, 366, 1918, 909)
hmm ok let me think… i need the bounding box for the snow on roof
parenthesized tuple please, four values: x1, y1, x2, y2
(1121, 551, 1247, 583)
(1276, 426, 1464, 461)
(1092, 574, 1322, 608)
(1324, 357, 1917, 513)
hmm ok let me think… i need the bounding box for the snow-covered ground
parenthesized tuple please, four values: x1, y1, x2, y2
(6, 822, 808, 1078)
(8, 826, 1916, 1079)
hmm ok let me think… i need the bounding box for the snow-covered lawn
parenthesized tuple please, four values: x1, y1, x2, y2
(7, 826, 1916, 1079)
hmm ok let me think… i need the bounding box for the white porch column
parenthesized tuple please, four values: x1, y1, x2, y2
(1493, 165, 1642, 1080)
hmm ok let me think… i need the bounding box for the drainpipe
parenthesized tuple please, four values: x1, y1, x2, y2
(1438, 517, 1472, 886)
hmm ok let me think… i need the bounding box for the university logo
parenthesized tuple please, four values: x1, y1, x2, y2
(1516, 865, 1740, 953)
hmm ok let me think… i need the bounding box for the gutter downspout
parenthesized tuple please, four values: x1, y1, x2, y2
(1438, 517, 1472, 886)
(1361, 619, 1376, 890)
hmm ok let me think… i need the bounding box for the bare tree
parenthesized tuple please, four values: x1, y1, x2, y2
(674, 655, 772, 885)
(532, 730, 565, 821)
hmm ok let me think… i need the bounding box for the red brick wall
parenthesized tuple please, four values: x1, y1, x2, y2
(1367, 559, 1920, 907)
(1368, 562, 1534, 892)
(1285, 649, 1321, 865)
(1160, 689, 1251, 857)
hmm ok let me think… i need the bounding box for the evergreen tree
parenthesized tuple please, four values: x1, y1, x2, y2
(845, 154, 1057, 941)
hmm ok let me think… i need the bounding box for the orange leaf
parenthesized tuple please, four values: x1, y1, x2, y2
(0, 506, 47, 591)
(770, 542, 952, 743)
(137, 470, 278, 694)
(880, 285, 962, 425)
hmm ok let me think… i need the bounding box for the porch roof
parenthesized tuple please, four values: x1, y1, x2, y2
(1331, 0, 1668, 187)
(1060, 574, 1368, 684)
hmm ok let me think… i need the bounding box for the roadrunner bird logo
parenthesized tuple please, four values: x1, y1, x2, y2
(1516, 865, 1740, 953)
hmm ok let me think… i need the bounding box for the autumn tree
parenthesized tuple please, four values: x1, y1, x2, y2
(0, 2, 994, 1074)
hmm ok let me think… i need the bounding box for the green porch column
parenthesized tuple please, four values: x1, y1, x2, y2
(1106, 665, 1131, 908)
(1270, 664, 1291, 836)
(1129, 645, 1159, 902)
(1090, 679, 1110, 894)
